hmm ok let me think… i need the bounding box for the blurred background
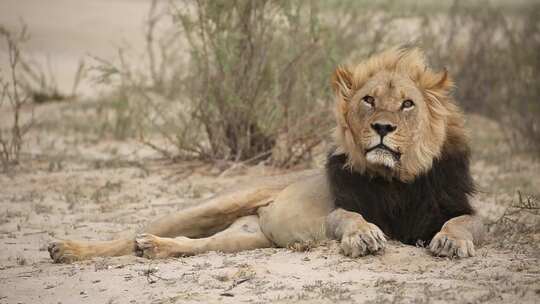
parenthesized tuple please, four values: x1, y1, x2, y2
(1, 0, 538, 167)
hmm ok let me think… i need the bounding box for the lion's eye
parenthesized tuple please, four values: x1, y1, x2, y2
(362, 95, 375, 106)
(401, 99, 415, 110)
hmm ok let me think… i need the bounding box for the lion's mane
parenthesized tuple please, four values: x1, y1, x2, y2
(327, 48, 475, 244)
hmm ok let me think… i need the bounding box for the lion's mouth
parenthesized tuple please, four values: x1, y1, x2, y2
(365, 144, 401, 160)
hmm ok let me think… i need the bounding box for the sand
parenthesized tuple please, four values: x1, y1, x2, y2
(0, 101, 539, 303)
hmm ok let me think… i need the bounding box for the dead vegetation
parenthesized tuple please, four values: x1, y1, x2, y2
(0, 25, 34, 172)
(0, 23, 85, 173)
(419, 1, 540, 153)
(93, 0, 337, 166)
(16, 54, 82, 105)
(489, 192, 540, 255)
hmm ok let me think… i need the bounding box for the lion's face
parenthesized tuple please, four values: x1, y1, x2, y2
(332, 48, 465, 182)
(347, 71, 426, 170)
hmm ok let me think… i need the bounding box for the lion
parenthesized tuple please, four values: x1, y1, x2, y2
(48, 48, 485, 263)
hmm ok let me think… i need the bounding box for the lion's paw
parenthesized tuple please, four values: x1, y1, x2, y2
(429, 232, 475, 258)
(340, 223, 386, 258)
(48, 240, 84, 263)
(135, 234, 166, 259)
(135, 234, 190, 259)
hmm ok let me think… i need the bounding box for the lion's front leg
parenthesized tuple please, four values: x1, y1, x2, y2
(429, 215, 485, 258)
(326, 208, 386, 257)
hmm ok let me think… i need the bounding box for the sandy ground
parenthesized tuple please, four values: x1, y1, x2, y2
(1, 1, 539, 303)
(0, 100, 539, 304)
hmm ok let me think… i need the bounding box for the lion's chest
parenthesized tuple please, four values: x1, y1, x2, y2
(334, 179, 449, 244)
(326, 153, 475, 245)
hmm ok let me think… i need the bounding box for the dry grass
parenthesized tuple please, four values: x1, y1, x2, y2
(489, 192, 540, 255)
(0, 23, 86, 173)
(419, 1, 540, 153)
(0, 25, 34, 172)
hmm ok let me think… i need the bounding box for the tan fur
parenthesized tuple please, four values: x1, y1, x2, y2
(429, 215, 485, 257)
(48, 48, 482, 263)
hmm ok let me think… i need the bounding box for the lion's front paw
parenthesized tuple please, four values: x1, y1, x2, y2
(48, 240, 84, 263)
(341, 223, 386, 258)
(429, 232, 475, 258)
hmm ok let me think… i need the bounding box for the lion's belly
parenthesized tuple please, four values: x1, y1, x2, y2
(258, 173, 334, 247)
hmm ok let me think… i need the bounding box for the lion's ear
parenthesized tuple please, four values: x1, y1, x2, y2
(332, 66, 353, 100)
(424, 68, 453, 94)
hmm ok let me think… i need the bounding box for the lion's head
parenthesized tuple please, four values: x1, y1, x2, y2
(332, 48, 468, 182)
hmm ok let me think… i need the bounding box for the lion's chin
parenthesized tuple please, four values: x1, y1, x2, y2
(365, 149, 398, 169)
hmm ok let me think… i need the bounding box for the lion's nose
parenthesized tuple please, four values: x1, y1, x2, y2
(371, 122, 397, 137)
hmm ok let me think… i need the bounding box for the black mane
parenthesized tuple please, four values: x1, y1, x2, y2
(326, 147, 475, 245)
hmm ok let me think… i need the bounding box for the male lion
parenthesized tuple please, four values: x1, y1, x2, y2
(48, 48, 484, 263)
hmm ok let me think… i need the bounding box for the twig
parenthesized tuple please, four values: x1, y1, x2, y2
(220, 277, 251, 296)
(142, 265, 173, 284)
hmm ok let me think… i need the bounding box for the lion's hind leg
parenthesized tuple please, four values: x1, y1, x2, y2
(135, 215, 273, 259)
(47, 171, 315, 263)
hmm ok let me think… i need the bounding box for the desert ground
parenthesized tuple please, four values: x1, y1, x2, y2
(1, 104, 539, 303)
(1, 1, 540, 304)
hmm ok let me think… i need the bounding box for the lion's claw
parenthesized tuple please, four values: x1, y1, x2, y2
(429, 232, 475, 258)
(341, 223, 386, 257)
